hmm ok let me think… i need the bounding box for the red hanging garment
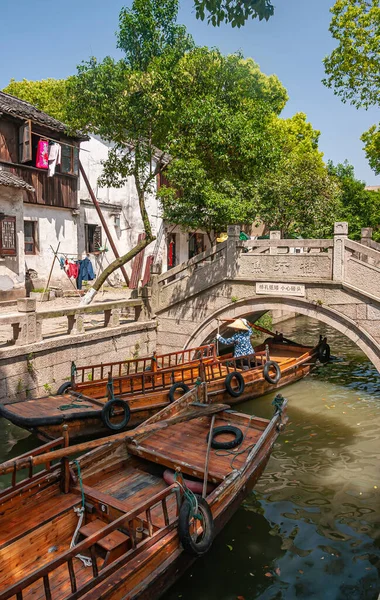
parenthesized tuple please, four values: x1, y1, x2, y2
(36, 139, 49, 169)
(168, 240, 174, 267)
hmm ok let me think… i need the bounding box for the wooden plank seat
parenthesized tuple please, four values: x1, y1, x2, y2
(0, 489, 80, 550)
(79, 518, 131, 568)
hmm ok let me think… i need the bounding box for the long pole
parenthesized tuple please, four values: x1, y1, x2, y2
(79, 161, 129, 286)
(50, 245, 82, 298)
(202, 414, 216, 498)
(40, 242, 60, 303)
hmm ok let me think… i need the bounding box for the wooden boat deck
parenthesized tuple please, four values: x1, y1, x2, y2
(129, 414, 264, 483)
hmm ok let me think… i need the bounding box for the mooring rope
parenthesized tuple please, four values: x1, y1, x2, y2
(70, 460, 92, 567)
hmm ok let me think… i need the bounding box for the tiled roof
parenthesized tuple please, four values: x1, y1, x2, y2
(0, 91, 85, 139)
(0, 170, 35, 192)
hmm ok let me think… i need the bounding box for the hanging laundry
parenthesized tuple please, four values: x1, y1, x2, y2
(36, 139, 49, 169)
(77, 257, 95, 290)
(67, 261, 79, 279)
(48, 143, 61, 177)
(168, 240, 175, 267)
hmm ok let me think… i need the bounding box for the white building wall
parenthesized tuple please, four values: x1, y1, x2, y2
(0, 186, 25, 295)
(79, 136, 166, 284)
(23, 204, 79, 288)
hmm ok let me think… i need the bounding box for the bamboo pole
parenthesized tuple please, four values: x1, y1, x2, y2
(40, 242, 60, 303)
(79, 161, 129, 286)
(202, 414, 216, 498)
(0, 403, 229, 476)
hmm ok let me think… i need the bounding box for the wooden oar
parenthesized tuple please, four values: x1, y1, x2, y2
(0, 403, 229, 477)
(220, 318, 298, 346)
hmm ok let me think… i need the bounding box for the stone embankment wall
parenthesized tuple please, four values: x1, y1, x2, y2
(0, 321, 157, 404)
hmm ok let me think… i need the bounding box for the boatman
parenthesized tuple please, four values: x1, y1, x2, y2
(216, 318, 255, 366)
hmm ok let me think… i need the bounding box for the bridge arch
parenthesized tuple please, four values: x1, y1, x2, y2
(183, 296, 380, 370)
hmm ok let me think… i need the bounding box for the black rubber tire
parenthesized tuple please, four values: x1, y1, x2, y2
(318, 342, 331, 364)
(206, 425, 243, 450)
(168, 382, 190, 403)
(263, 360, 281, 385)
(224, 371, 245, 398)
(56, 382, 72, 395)
(101, 398, 131, 431)
(178, 495, 214, 556)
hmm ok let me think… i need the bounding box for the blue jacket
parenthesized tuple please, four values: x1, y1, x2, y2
(77, 257, 95, 290)
(218, 327, 254, 358)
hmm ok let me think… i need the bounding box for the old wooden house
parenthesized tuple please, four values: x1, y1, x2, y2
(0, 91, 84, 298)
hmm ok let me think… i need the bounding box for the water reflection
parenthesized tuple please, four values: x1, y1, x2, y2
(164, 316, 380, 600)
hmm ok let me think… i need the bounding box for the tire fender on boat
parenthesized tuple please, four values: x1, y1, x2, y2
(263, 361, 281, 385)
(101, 398, 131, 431)
(56, 382, 72, 395)
(318, 341, 331, 363)
(224, 371, 245, 397)
(206, 425, 243, 450)
(168, 382, 190, 403)
(178, 495, 214, 556)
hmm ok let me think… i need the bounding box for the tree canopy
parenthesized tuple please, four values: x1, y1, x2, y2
(255, 114, 342, 238)
(3, 78, 69, 122)
(323, 0, 380, 174)
(328, 160, 380, 240)
(194, 0, 275, 27)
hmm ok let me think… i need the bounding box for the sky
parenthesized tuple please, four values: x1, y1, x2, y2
(0, 0, 378, 184)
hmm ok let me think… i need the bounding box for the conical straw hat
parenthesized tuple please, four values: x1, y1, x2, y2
(228, 318, 249, 331)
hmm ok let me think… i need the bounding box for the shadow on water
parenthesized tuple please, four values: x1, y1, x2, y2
(164, 317, 380, 600)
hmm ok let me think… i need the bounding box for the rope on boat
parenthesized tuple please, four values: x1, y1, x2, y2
(107, 378, 116, 401)
(71, 361, 77, 378)
(174, 471, 203, 521)
(271, 394, 284, 415)
(70, 460, 92, 568)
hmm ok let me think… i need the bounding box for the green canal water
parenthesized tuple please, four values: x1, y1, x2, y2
(0, 316, 379, 599)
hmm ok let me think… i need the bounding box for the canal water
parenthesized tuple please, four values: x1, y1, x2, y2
(0, 316, 379, 599)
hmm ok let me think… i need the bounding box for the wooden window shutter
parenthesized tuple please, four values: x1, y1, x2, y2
(93, 225, 102, 250)
(61, 144, 72, 174)
(73, 147, 79, 176)
(19, 120, 32, 163)
(0, 216, 17, 255)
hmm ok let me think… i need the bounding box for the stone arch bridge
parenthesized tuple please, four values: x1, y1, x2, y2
(150, 223, 380, 371)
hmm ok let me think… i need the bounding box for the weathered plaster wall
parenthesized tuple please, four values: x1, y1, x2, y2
(0, 185, 25, 296)
(23, 204, 78, 288)
(0, 320, 157, 404)
(79, 136, 165, 280)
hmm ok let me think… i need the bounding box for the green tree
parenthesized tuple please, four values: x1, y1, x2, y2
(194, 0, 274, 27)
(328, 160, 380, 240)
(323, 0, 380, 173)
(159, 50, 287, 238)
(65, 0, 193, 304)
(256, 114, 342, 238)
(3, 78, 70, 122)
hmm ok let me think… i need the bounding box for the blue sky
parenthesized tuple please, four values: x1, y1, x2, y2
(1, 0, 378, 184)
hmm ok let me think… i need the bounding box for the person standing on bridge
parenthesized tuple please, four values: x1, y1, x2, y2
(217, 318, 255, 366)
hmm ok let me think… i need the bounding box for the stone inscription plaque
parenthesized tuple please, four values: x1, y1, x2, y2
(256, 282, 305, 297)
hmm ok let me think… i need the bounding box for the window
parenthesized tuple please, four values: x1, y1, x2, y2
(18, 120, 79, 176)
(0, 216, 16, 255)
(85, 224, 102, 253)
(61, 144, 79, 176)
(24, 221, 37, 255)
(19, 120, 32, 163)
(188, 233, 205, 259)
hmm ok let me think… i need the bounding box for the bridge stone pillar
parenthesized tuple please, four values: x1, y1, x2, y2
(226, 225, 241, 278)
(269, 230, 281, 254)
(333, 221, 348, 282)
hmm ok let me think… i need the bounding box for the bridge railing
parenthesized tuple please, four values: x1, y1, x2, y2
(157, 240, 227, 285)
(0, 298, 144, 347)
(242, 238, 334, 254)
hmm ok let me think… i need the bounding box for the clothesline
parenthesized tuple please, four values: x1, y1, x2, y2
(31, 129, 90, 152)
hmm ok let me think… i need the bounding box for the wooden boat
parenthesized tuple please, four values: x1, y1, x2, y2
(0, 335, 326, 441)
(0, 383, 288, 600)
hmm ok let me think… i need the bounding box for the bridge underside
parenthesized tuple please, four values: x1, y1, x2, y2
(156, 283, 380, 371)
